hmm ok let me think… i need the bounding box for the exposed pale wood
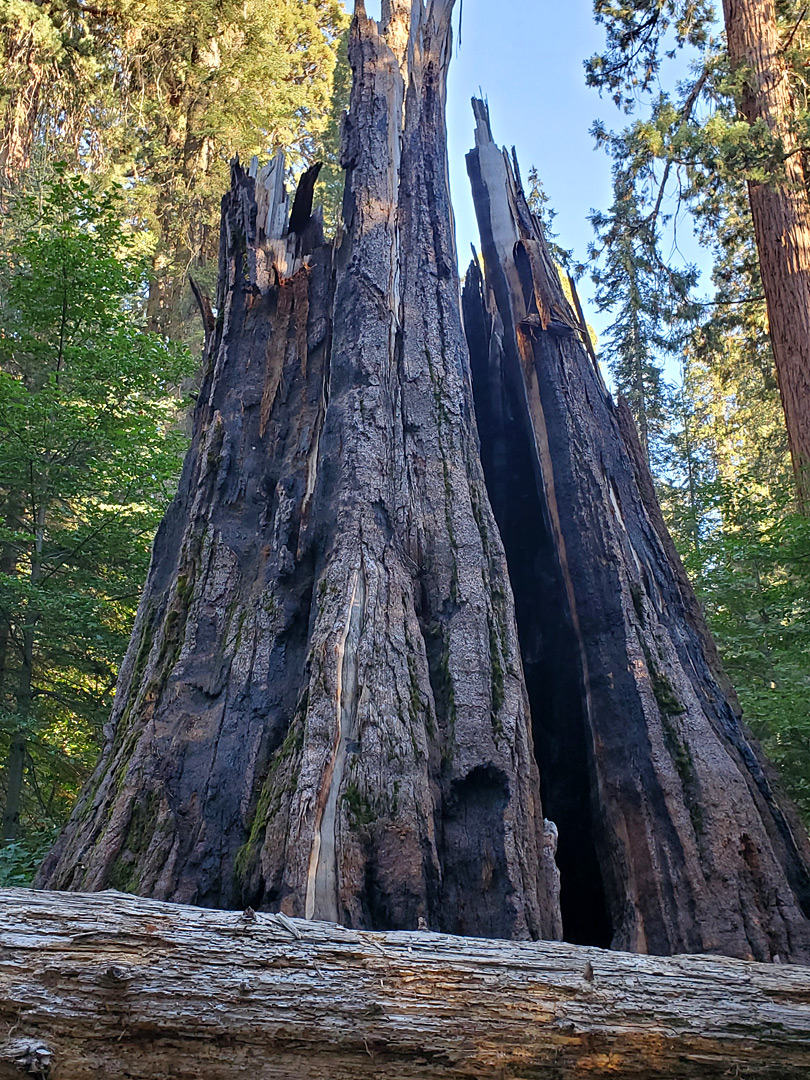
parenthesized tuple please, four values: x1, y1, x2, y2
(1, 888, 809, 1079)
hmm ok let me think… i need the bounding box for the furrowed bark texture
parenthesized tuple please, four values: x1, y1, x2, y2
(3, 888, 810, 1080)
(36, 3, 560, 942)
(722, 0, 810, 506)
(463, 100, 810, 963)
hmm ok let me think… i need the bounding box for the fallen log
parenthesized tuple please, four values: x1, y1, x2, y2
(1, 887, 809, 1078)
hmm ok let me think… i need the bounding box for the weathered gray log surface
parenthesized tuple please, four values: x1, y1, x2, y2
(2, 888, 810, 1079)
(36, 1, 560, 941)
(462, 99, 810, 962)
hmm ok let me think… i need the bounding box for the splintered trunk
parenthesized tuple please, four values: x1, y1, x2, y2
(37, 2, 560, 941)
(463, 100, 810, 962)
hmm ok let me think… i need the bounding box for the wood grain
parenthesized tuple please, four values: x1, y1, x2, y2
(2, 888, 810, 1078)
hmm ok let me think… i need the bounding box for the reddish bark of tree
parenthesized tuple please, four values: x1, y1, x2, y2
(722, 0, 810, 506)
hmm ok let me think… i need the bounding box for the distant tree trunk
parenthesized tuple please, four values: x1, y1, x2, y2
(0, 37, 43, 184)
(144, 71, 219, 341)
(37, 1, 561, 942)
(463, 98, 810, 962)
(0, 498, 18, 703)
(722, 0, 810, 507)
(2, 622, 35, 842)
(0, 734, 25, 842)
(144, 166, 209, 343)
(0, 503, 17, 844)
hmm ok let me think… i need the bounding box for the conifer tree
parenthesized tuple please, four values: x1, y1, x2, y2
(587, 0, 810, 817)
(0, 173, 193, 846)
(590, 170, 696, 467)
(0, 0, 349, 341)
(587, 0, 810, 505)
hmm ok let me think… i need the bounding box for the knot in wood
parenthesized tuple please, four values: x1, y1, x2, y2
(99, 964, 133, 989)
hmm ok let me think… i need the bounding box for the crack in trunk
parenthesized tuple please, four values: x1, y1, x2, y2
(463, 97, 810, 962)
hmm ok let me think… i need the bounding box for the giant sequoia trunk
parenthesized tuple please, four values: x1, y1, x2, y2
(35, 1, 810, 966)
(722, 0, 810, 506)
(36, 0, 560, 942)
(462, 100, 810, 962)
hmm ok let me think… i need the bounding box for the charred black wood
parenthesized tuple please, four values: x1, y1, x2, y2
(188, 275, 215, 346)
(463, 97, 810, 963)
(37, 4, 561, 943)
(288, 162, 322, 236)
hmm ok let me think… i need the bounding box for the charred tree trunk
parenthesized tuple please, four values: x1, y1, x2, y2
(722, 0, 810, 507)
(34, 4, 810, 967)
(3, 888, 810, 1080)
(462, 100, 810, 963)
(36, 2, 560, 942)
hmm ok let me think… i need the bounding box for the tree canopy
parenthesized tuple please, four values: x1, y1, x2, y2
(587, 0, 810, 819)
(0, 170, 193, 862)
(0, 0, 349, 341)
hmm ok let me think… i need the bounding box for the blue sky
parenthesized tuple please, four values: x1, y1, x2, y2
(445, 2, 620, 288)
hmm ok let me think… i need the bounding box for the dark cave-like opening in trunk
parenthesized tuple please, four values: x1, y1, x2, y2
(508, 484, 613, 950)
(464, 286, 612, 949)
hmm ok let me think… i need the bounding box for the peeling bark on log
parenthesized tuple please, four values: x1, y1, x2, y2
(2, 888, 810, 1079)
(462, 99, 810, 964)
(36, 3, 560, 941)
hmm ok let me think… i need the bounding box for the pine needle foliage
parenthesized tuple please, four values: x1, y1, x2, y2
(0, 170, 194, 845)
(587, 0, 810, 822)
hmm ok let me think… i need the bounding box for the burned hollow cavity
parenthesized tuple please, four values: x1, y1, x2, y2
(462, 260, 612, 948)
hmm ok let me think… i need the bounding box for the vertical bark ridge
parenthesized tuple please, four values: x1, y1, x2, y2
(37, 157, 333, 908)
(463, 99, 810, 962)
(37, 4, 561, 942)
